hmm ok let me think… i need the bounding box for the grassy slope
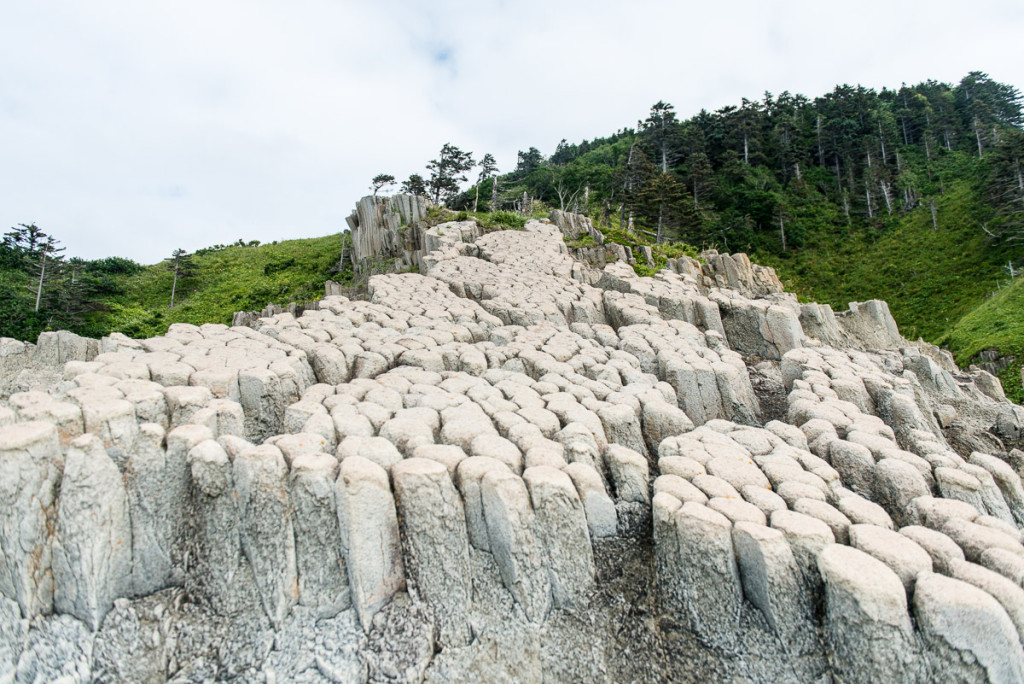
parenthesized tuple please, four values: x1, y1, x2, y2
(751, 177, 1023, 401)
(755, 179, 1006, 341)
(944, 276, 1024, 402)
(88, 234, 342, 339)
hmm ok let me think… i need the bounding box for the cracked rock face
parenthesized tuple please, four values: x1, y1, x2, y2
(1, 214, 1022, 682)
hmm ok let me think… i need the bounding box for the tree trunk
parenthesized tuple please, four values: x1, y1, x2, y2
(794, 162, 802, 180)
(656, 203, 664, 244)
(34, 253, 45, 313)
(866, 187, 873, 219)
(816, 115, 824, 166)
(901, 117, 909, 145)
(491, 177, 499, 211)
(880, 181, 893, 215)
(170, 264, 179, 308)
(974, 118, 984, 158)
(473, 183, 480, 215)
(930, 200, 938, 230)
(779, 216, 786, 251)
(1016, 162, 1023, 208)
(842, 192, 851, 224)
(743, 132, 749, 165)
(878, 122, 888, 164)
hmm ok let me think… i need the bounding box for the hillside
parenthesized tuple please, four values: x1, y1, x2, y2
(435, 72, 1024, 400)
(0, 233, 343, 341)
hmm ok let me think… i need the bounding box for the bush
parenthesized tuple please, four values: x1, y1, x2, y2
(484, 211, 527, 230)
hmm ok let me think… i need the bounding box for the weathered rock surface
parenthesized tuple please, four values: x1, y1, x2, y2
(1, 213, 1021, 681)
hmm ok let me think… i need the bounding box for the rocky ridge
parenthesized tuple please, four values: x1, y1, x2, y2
(1, 214, 1024, 682)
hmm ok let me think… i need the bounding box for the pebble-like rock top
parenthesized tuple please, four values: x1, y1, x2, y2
(2, 217, 1023, 683)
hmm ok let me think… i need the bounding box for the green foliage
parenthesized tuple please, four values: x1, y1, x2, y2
(68, 234, 344, 339)
(427, 143, 474, 205)
(479, 211, 527, 230)
(943, 275, 1024, 402)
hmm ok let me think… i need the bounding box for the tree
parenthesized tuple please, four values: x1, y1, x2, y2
(31, 235, 65, 313)
(640, 101, 681, 173)
(474, 153, 498, 214)
(638, 173, 688, 243)
(370, 173, 396, 197)
(3, 223, 49, 256)
(684, 152, 714, 209)
(515, 147, 543, 177)
(401, 174, 427, 196)
(165, 249, 196, 308)
(4, 225, 66, 314)
(426, 143, 474, 205)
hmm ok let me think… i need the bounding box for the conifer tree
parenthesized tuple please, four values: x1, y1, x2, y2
(165, 248, 196, 308)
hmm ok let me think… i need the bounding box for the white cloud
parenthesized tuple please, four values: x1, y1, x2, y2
(1, 0, 1021, 263)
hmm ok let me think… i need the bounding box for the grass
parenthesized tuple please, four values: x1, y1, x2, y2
(755, 180, 1011, 341)
(84, 234, 343, 338)
(942, 276, 1024, 402)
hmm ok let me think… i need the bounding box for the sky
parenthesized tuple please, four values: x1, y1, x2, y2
(2, 1, 1023, 265)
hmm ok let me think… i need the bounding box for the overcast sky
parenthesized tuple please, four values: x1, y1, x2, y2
(2, 1, 1022, 264)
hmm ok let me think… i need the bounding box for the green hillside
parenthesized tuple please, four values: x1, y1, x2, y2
(436, 71, 1024, 400)
(95, 235, 345, 339)
(944, 276, 1024, 402)
(0, 232, 343, 342)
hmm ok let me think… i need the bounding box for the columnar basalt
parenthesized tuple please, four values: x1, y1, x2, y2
(0, 214, 1022, 682)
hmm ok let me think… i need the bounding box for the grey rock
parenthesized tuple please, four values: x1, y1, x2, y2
(392, 458, 472, 646)
(663, 501, 743, 652)
(233, 444, 299, 628)
(969, 451, 1024, 527)
(15, 613, 94, 684)
(186, 439, 256, 615)
(848, 524, 932, 593)
(523, 465, 594, 610)
(732, 521, 817, 656)
(604, 444, 650, 504)
(914, 572, 1024, 684)
(563, 462, 617, 539)
(455, 456, 512, 552)
(770, 509, 835, 599)
(597, 403, 649, 461)
(898, 525, 965, 575)
(336, 455, 404, 632)
(0, 422, 61, 618)
(52, 435, 132, 631)
(290, 453, 350, 619)
(948, 560, 1024, 641)
(874, 458, 930, 527)
(480, 469, 551, 623)
(817, 544, 921, 683)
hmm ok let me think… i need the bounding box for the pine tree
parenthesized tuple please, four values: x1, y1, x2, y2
(370, 174, 396, 197)
(165, 248, 196, 308)
(426, 144, 474, 205)
(401, 174, 427, 196)
(474, 153, 498, 214)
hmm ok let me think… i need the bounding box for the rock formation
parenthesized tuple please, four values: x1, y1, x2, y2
(1, 213, 1023, 682)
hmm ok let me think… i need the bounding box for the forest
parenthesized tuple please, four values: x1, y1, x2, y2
(449, 71, 1023, 258)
